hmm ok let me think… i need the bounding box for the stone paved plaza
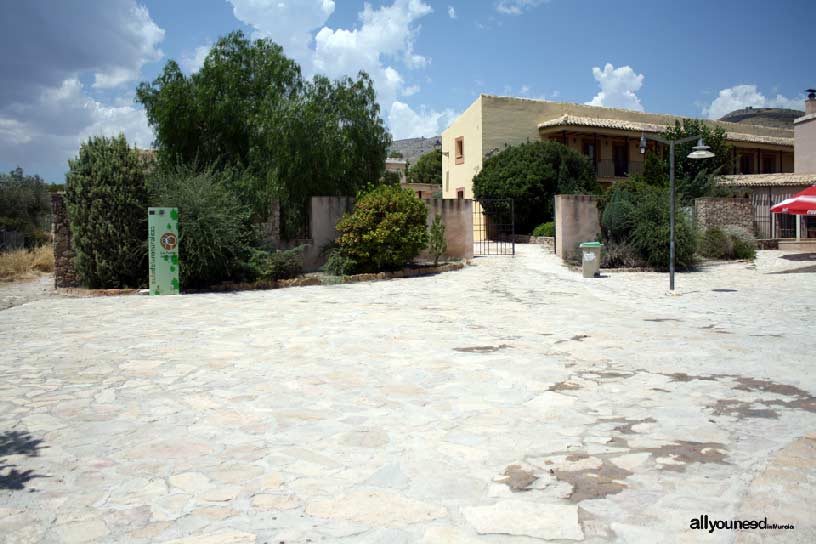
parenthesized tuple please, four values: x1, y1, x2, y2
(1, 246, 815, 543)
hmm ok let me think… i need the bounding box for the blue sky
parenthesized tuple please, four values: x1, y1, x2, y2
(0, 0, 811, 183)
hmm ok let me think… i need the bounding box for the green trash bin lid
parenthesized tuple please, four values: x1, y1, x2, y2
(579, 241, 603, 248)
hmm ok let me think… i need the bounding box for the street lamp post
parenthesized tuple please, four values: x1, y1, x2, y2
(639, 133, 714, 291)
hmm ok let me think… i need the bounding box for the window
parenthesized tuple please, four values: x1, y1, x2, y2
(456, 187, 464, 199)
(582, 141, 596, 161)
(455, 137, 464, 165)
(613, 142, 627, 176)
(761, 155, 776, 174)
(445, 171, 449, 192)
(739, 154, 754, 175)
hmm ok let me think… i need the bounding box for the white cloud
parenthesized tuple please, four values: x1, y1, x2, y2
(0, 1, 162, 181)
(586, 63, 645, 111)
(91, 4, 164, 88)
(496, 0, 548, 15)
(228, 0, 335, 71)
(448, 6, 456, 19)
(388, 101, 458, 139)
(230, 0, 435, 139)
(180, 43, 212, 74)
(702, 84, 803, 119)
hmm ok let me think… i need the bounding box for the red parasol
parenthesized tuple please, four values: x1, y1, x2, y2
(770, 185, 816, 215)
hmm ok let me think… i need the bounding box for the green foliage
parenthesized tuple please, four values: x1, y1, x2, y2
(472, 141, 599, 234)
(427, 214, 447, 266)
(383, 170, 402, 186)
(636, 152, 668, 186)
(65, 135, 148, 288)
(323, 249, 358, 276)
(147, 165, 253, 287)
(407, 149, 442, 185)
(599, 180, 696, 270)
(664, 119, 732, 203)
(335, 185, 429, 272)
(698, 226, 756, 260)
(137, 31, 390, 237)
(532, 221, 555, 237)
(0, 167, 52, 247)
(388, 151, 404, 159)
(248, 246, 303, 281)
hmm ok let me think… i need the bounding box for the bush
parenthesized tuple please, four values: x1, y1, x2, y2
(249, 247, 303, 281)
(599, 181, 696, 270)
(600, 241, 641, 269)
(698, 226, 756, 260)
(0, 167, 51, 248)
(472, 141, 599, 234)
(323, 249, 358, 276)
(65, 135, 148, 288)
(427, 214, 447, 266)
(335, 185, 428, 272)
(532, 221, 555, 237)
(148, 166, 253, 287)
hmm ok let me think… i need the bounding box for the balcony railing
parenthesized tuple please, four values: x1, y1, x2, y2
(595, 159, 644, 178)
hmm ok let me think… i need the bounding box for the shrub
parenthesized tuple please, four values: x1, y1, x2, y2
(407, 149, 442, 185)
(148, 166, 253, 287)
(427, 214, 447, 266)
(65, 135, 148, 288)
(472, 141, 599, 234)
(0, 167, 51, 247)
(532, 221, 555, 237)
(0, 246, 54, 282)
(335, 185, 428, 272)
(249, 247, 303, 281)
(600, 241, 641, 269)
(323, 249, 358, 276)
(599, 181, 695, 270)
(698, 226, 756, 261)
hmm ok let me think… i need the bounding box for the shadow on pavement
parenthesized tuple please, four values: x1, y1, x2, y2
(0, 430, 45, 490)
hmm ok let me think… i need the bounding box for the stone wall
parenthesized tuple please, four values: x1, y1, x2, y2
(51, 193, 79, 288)
(554, 194, 601, 260)
(694, 197, 753, 233)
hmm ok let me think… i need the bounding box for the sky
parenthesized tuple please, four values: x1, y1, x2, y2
(0, 0, 811, 183)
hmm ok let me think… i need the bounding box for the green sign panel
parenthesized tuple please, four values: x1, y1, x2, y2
(148, 207, 180, 295)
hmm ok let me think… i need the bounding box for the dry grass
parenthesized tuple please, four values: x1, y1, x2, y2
(0, 245, 54, 282)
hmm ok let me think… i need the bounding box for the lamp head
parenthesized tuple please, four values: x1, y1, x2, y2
(639, 133, 646, 155)
(687, 137, 715, 160)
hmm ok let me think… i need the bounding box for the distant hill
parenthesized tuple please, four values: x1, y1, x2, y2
(388, 136, 440, 165)
(719, 107, 803, 129)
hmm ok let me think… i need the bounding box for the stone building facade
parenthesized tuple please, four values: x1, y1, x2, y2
(51, 192, 79, 288)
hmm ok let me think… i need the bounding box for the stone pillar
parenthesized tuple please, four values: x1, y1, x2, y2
(259, 199, 281, 248)
(51, 192, 80, 288)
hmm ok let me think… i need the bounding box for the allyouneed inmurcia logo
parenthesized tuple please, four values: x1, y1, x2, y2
(690, 515, 795, 533)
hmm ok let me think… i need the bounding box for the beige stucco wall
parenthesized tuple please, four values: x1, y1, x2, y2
(554, 194, 601, 260)
(794, 117, 816, 173)
(418, 199, 474, 261)
(442, 96, 483, 199)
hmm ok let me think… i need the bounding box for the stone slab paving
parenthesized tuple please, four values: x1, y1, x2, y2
(1, 246, 815, 543)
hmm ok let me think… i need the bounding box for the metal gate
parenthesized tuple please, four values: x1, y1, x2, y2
(473, 199, 515, 256)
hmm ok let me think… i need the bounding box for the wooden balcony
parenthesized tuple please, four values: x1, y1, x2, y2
(595, 159, 644, 178)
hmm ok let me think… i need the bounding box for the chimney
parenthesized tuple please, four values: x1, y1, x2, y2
(807, 89, 816, 115)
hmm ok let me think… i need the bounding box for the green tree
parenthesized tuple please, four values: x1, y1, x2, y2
(65, 135, 148, 288)
(407, 149, 442, 184)
(663, 119, 732, 203)
(137, 31, 390, 236)
(383, 170, 402, 186)
(0, 167, 51, 245)
(388, 151, 404, 159)
(472, 141, 599, 234)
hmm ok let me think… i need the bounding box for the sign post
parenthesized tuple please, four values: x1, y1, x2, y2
(148, 207, 180, 295)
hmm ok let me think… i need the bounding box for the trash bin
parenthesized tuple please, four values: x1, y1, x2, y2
(579, 242, 603, 278)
